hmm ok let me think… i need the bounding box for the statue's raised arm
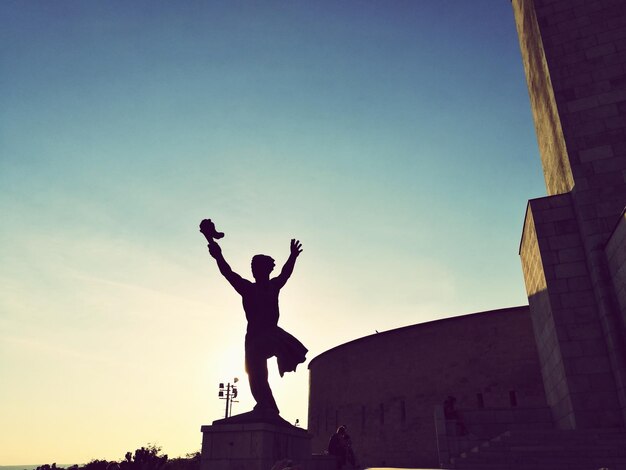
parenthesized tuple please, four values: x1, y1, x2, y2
(273, 239, 303, 289)
(200, 219, 248, 295)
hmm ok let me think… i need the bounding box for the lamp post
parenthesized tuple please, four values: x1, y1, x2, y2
(218, 377, 239, 419)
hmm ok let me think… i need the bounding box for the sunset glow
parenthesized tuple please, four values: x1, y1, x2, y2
(0, 0, 545, 464)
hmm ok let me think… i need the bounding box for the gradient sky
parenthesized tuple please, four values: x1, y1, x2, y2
(0, 0, 547, 465)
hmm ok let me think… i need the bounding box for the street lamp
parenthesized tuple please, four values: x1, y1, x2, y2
(218, 377, 239, 419)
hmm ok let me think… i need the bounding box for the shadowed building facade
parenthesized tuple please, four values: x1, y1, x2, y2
(308, 307, 549, 468)
(308, 0, 626, 468)
(515, 0, 626, 430)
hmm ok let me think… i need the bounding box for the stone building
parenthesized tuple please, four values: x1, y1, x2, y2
(515, 0, 626, 430)
(308, 307, 550, 468)
(308, 0, 626, 468)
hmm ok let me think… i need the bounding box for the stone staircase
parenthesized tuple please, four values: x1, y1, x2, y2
(449, 429, 626, 470)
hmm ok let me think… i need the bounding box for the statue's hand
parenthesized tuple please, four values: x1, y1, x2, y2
(208, 241, 222, 258)
(290, 239, 303, 257)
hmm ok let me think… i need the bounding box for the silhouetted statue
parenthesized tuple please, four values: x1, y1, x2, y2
(200, 219, 307, 422)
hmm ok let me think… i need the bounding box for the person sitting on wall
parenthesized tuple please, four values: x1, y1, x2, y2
(443, 396, 458, 420)
(343, 424, 358, 469)
(443, 395, 467, 436)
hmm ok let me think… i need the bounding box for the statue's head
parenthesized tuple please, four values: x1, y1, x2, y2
(251, 254, 275, 280)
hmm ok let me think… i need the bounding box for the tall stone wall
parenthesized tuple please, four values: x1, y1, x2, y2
(513, 0, 626, 200)
(520, 194, 620, 428)
(520, 197, 570, 428)
(307, 307, 546, 468)
(512, 0, 573, 196)
(514, 0, 626, 428)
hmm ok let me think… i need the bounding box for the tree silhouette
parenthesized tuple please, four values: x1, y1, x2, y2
(34, 445, 198, 470)
(119, 445, 167, 470)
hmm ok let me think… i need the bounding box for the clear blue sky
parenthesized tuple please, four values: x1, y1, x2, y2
(0, 0, 546, 464)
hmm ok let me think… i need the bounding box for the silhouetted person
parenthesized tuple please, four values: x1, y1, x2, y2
(200, 219, 307, 416)
(328, 425, 349, 469)
(443, 395, 466, 435)
(443, 395, 457, 420)
(343, 425, 358, 469)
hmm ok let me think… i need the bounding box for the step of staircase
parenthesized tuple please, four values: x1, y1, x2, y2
(449, 429, 626, 470)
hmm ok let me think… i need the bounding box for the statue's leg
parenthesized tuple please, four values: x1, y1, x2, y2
(246, 352, 279, 414)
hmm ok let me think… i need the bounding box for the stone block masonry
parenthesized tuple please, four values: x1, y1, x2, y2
(200, 422, 315, 470)
(520, 193, 621, 429)
(515, 0, 626, 429)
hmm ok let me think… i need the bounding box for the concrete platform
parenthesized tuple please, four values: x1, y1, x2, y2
(200, 420, 313, 470)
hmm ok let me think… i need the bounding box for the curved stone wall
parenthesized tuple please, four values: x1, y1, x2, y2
(307, 306, 547, 468)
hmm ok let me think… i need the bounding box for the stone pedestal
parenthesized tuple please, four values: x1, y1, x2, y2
(200, 421, 313, 470)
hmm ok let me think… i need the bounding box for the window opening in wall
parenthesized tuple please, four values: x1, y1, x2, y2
(509, 390, 518, 407)
(379, 403, 384, 425)
(477, 393, 484, 409)
(361, 405, 366, 433)
(400, 400, 406, 425)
